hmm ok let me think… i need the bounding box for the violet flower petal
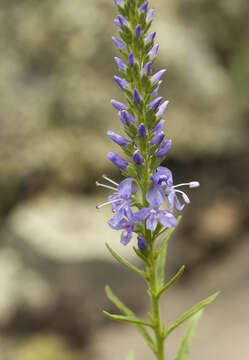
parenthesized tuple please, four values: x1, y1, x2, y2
(111, 99, 127, 111)
(108, 152, 128, 170)
(156, 100, 169, 118)
(137, 236, 148, 251)
(156, 139, 172, 158)
(146, 186, 166, 208)
(107, 130, 128, 147)
(137, 123, 147, 136)
(114, 57, 127, 72)
(133, 149, 144, 164)
(151, 69, 166, 84)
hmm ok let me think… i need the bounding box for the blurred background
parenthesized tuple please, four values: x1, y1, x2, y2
(0, 0, 248, 359)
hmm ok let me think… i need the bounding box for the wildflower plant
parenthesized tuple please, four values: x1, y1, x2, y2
(96, 1, 219, 359)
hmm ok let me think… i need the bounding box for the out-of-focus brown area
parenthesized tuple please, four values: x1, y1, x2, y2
(0, 0, 248, 359)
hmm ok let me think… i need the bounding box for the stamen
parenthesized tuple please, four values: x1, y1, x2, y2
(102, 174, 119, 186)
(174, 189, 190, 204)
(96, 181, 117, 191)
(189, 181, 200, 188)
(96, 199, 121, 209)
(173, 181, 200, 189)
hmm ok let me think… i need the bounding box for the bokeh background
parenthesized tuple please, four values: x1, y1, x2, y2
(0, 0, 249, 359)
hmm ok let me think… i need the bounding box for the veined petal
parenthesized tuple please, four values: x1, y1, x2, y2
(158, 210, 177, 228)
(118, 178, 136, 199)
(146, 186, 166, 208)
(146, 214, 158, 232)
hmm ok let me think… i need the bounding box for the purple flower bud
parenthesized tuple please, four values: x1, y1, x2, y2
(150, 131, 165, 146)
(118, 15, 129, 27)
(134, 24, 141, 37)
(151, 119, 166, 134)
(133, 149, 144, 164)
(114, 57, 127, 72)
(148, 97, 163, 111)
(137, 236, 148, 251)
(113, 0, 123, 6)
(151, 80, 162, 97)
(119, 110, 136, 125)
(112, 36, 126, 50)
(128, 51, 135, 65)
(111, 99, 127, 111)
(137, 123, 147, 136)
(156, 139, 172, 158)
(146, 8, 154, 22)
(107, 131, 128, 147)
(108, 152, 128, 170)
(139, 1, 149, 13)
(156, 100, 169, 118)
(114, 19, 121, 31)
(148, 44, 159, 60)
(145, 32, 156, 44)
(151, 69, 166, 84)
(114, 76, 130, 89)
(133, 88, 142, 103)
(142, 61, 152, 75)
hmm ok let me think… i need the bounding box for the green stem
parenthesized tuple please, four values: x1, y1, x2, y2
(148, 242, 165, 360)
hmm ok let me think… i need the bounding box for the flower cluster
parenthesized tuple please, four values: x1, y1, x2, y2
(96, 0, 199, 251)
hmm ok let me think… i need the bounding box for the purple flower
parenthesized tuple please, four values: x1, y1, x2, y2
(114, 76, 130, 89)
(145, 32, 156, 44)
(148, 97, 163, 111)
(156, 139, 172, 158)
(113, 0, 123, 6)
(128, 51, 135, 65)
(136, 186, 177, 232)
(107, 130, 128, 147)
(133, 88, 142, 103)
(148, 44, 159, 60)
(156, 100, 169, 118)
(119, 110, 136, 125)
(137, 236, 148, 251)
(111, 99, 127, 111)
(114, 19, 121, 31)
(151, 80, 162, 98)
(97, 176, 136, 223)
(146, 8, 154, 22)
(151, 166, 200, 211)
(109, 217, 135, 245)
(151, 119, 165, 134)
(118, 15, 129, 27)
(139, 1, 149, 13)
(150, 131, 165, 146)
(137, 123, 147, 136)
(142, 62, 152, 75)
(151, 69, 166, 84)
(134, 24, 141, 37)
(107, 152, 128, 170)
(114, 57, 127, 72)
(133, 149, 144, 164)
(112, 36, 126, 50)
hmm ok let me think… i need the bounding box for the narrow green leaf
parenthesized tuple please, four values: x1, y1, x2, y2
(106, 243, 146, 279)
(157, 265, 185, 298)
(166, 292, 220, 337)
(105, 286, 156, 353)
(156, 216, 182, 289)
(174, 310, 203, 360)
(103, 311, 153, 327)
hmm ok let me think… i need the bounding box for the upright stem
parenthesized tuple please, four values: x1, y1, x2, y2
(148, 243, 165, 360)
